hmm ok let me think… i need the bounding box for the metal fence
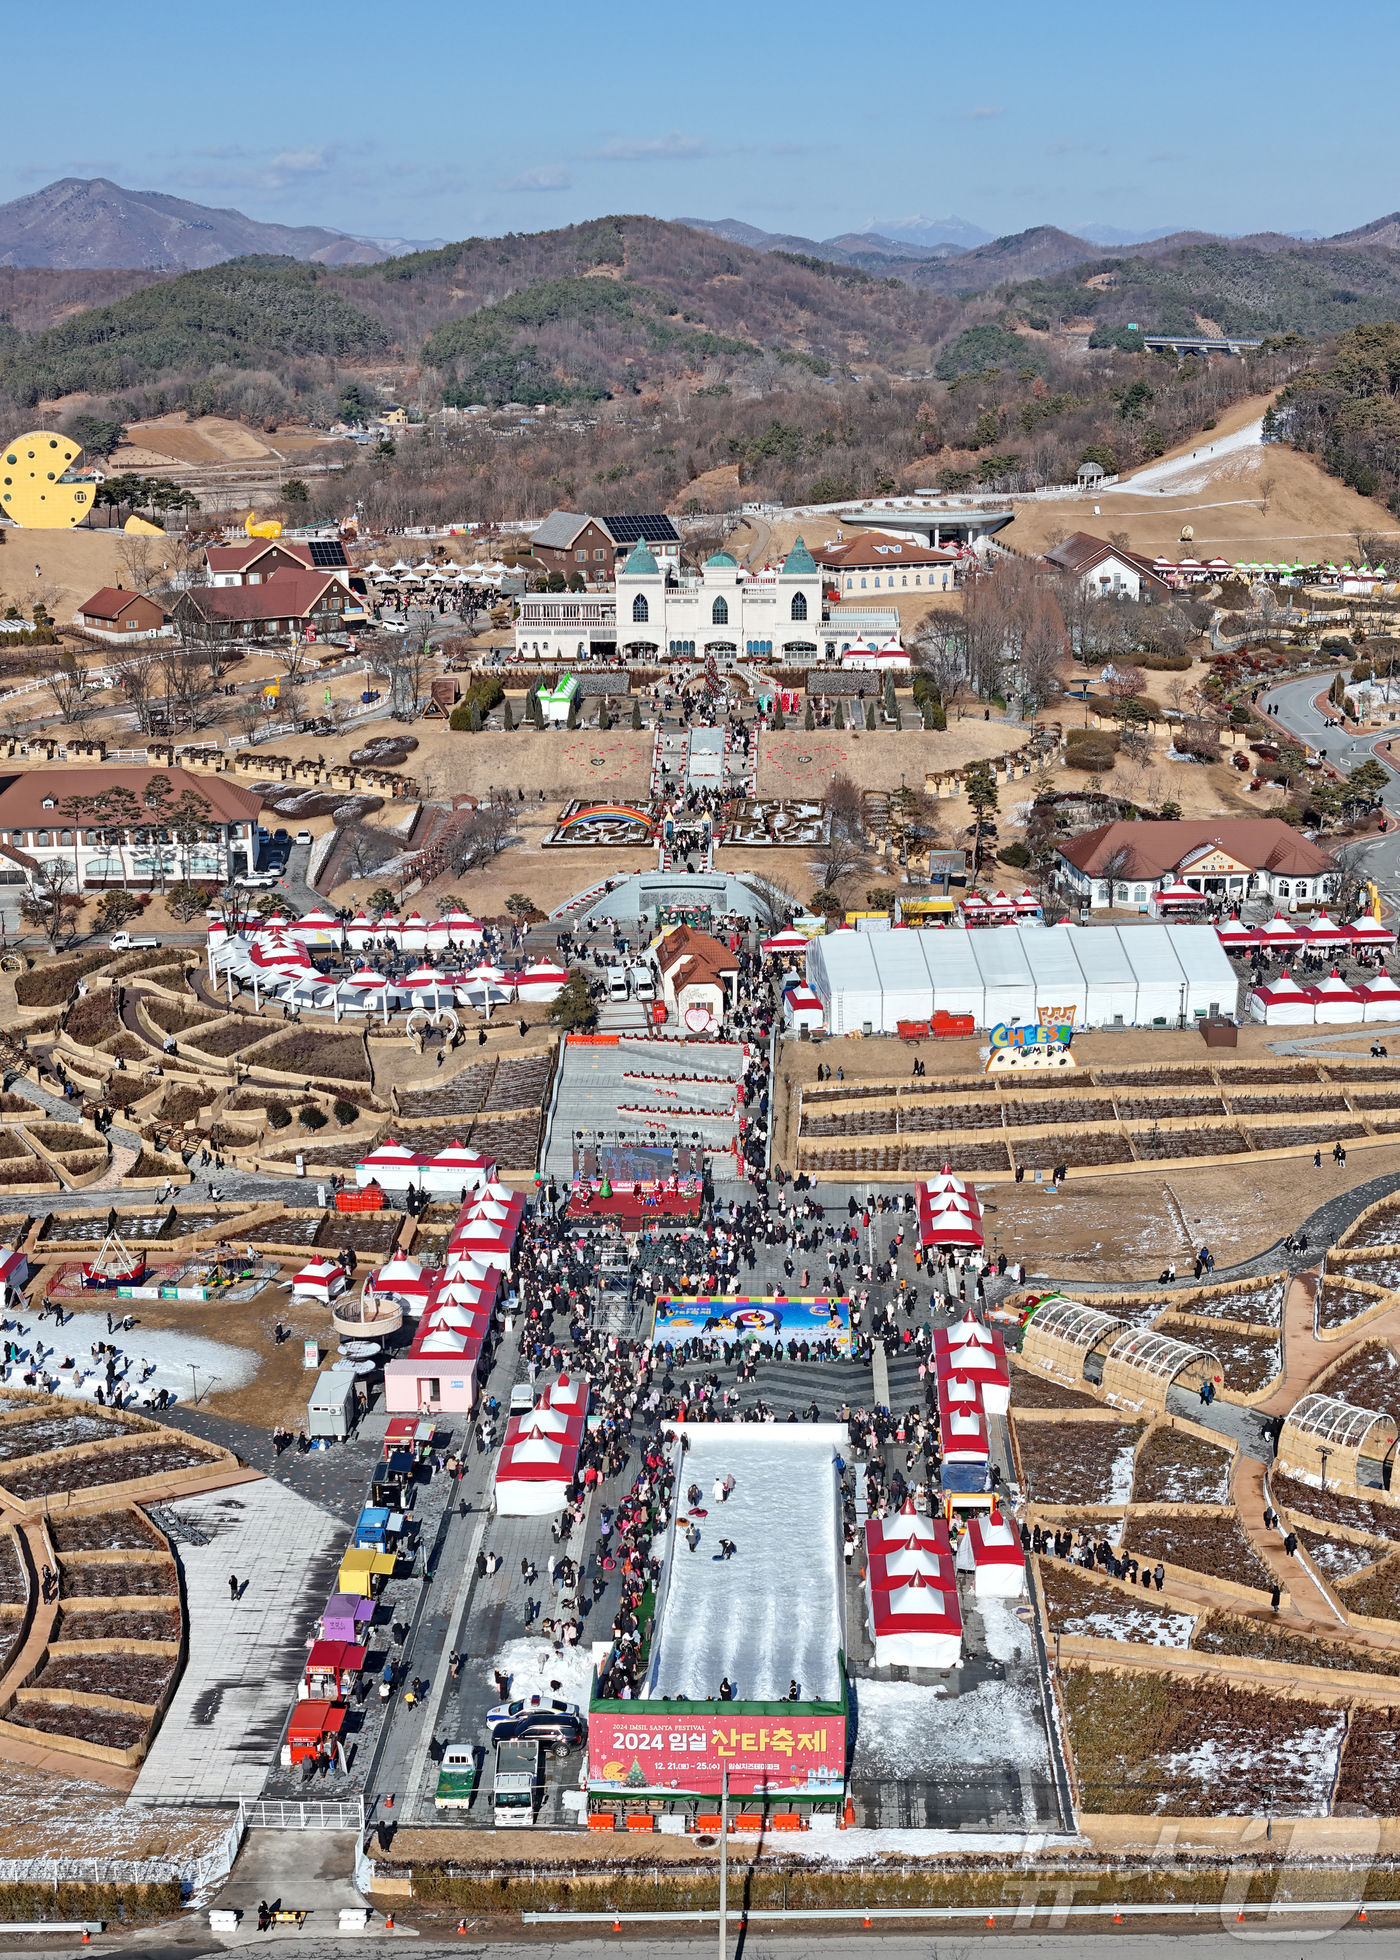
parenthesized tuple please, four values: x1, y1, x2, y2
(242, 1797, 366, 1831)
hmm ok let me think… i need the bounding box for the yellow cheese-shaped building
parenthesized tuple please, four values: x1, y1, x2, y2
(1, 431, 93, 527)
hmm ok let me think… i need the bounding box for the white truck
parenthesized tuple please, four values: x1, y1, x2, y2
(492, 1739, 540, 1827)
(108, 932, 160, 951)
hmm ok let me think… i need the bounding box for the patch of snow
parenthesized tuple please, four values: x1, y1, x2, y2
(1057, 1603, 1195, 1647)
(1156, 1712, 1344, 1816)
(9, 1310, 257, 1407)
(1107, 1442, 1138, 1506)
(1303, 1536, 1381, 1582)
(781, 1827, 1084, 1861)
(490, 1636, 596, 1708)
(645, 1426, 845, 1703)
(853, 1677, 1049, 1780)
(978, 1595, 1035, 1663)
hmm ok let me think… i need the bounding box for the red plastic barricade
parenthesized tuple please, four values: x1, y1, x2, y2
(335, 1188, 384, 1212)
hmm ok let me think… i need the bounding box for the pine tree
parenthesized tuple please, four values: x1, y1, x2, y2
(502, 697, 514, 730)
(833, 698, 845, 730)
(804, 700, 815, 732)
(866, 702, 876, 731)
(631, 698, 642, 730)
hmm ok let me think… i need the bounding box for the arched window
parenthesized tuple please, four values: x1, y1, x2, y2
(791, 591, 807, 621)
(632, 593, 649, 623)
(59, 831, 72, 846)
(712, 596, 728, 626)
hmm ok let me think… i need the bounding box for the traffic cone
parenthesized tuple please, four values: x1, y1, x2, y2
(985, 1916, 995, 1928)
(862, 1913, 871, 1928)
(384, 1792, 394, 1808)
(457, 1920, 467, 1936)
(1359, 1909, 1368, 1923)
(1236, 1910, 1245, 1922)
(385, 1915, 394, 1932)
(1113, 1912, 1122, 1924)
(612, 1916, 622, 1933)
(81, 1935, 90, 1946)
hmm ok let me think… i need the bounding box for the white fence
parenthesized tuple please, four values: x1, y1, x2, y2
(242, 1797, 366, 1831)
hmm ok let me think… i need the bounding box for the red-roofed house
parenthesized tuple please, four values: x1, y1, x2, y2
(1055, 818, 1338, 910)
(651, 924, 738, 1030)
(812, 535, 961, 596)
(171, 568, 358, 644)
(73, 587, 171, 643)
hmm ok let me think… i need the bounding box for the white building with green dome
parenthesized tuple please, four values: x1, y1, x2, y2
(614, 536, 823, 664)
(511, 536, 826, 665)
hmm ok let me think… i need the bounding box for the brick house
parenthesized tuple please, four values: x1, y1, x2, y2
(529, 510, 681, 585)
(73, 587, 171, 643)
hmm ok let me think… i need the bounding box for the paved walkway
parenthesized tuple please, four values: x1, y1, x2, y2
(131, 1479, 345, 1806)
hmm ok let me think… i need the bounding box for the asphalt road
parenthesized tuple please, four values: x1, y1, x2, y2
(1265, 670, 1400, 909)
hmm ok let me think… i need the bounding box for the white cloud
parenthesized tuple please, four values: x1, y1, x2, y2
(266, 146, 334, 181)
(588, 133, 707, 161)
(497, 164, 572, 192)
(961, 105, 1004, 120)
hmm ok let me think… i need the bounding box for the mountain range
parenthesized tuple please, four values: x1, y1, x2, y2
(0, 178, 444, 271)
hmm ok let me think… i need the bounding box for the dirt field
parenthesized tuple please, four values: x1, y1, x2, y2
(734, 393, 1398, 576)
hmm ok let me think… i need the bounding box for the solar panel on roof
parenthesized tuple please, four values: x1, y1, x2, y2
(308, 540, 349, 568)
(604, 514, 679, 543)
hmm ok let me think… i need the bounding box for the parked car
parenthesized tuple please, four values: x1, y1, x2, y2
(108, 932, 159, 950)
(485, 1698, 585, 1754)
(234, 872, 280, 890)
(295, 830, 313, 845)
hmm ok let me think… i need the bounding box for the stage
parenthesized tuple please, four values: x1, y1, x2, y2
(651, 1294, 852, 1355)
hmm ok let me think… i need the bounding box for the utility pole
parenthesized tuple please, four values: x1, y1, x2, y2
(718, 1766, 728, 1960)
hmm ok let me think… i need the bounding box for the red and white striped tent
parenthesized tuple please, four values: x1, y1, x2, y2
(940, 1402, 990, 1463)
(1347, 913, 1398, 948)
(863, 1557, 963, 1668)
(967, 1510, 1026, 1599)
(1312, 969, 1365, 1024)
(1259, 913, 1303, 946)
(917, 1170, 985, 1249)
(934, 1325, 1010, 1416)
(290, 1260, 346, 1303)
(1360, 971, 1400, 1021)
(1151, 880, 1208, 914)
(1298, 910, 1349, 946)
(514, 962, 569, 1003)
(1215, 914, 1254, 949)
(1247, 971, 1316, 1026)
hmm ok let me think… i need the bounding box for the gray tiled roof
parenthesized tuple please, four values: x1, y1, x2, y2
(530, 510, 591, 549)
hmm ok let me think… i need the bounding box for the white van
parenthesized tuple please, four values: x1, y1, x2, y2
(629, 965, 655, 1002)
(607, 969, 630, 1003)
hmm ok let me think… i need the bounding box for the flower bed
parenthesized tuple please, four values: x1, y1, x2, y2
(898, 1102, 1006, 1134)
(1062, 1667, 1345, 1816)
(192, 1020, 276, 1059)
(1230, 1093, 1351, 1115)
(903, 1141, 1010, 1174)
(143, 997, 222, 1038)
(1344, 1203, 1400, 1249)
(0, 1133, 32, 1162)
(1222, 1064, 1324, 1084)
(9, 1442, 215, 1501)
(152, 1085, 216, 1128)
(1248, 1121, 1368, 1151)
(7, 1702, 149, 1750)
(1130, 1128, 1250, 1159)
(24, 1122, 98, 1155)
(246, 1031, 369, 1082)
(1314, 1340, 1400, 1414)
(1013, 1418, 1145, 1507)
(1012, 1132, 1136, 1170)
(1038, 1560, 1194, 1647)
(245, 1213, 322, 1247)
(1155, 1320, 1280, 1394)
(1270, 1468, 1400, 1541)
(31, 1654, 175, 1703)
(55, 1605, 180, 1643)
(0, 1532, 25, 1606)
(316, 1213, 399, 1255)
(1192, 1610, 1400, 1678)
(1295, 1527, 1383, 1583)
(1093, 1066, 1217, 1087)
(59, 1560, 178, 1599)
(1130, 1427, 1233, 1505)
(63, 996, 121, 1047)
(1333, 1706, 1400, 1815)
(128, 1151, 184, 1181)
(1331, 1252, 1400, 1290)
(396, 1065, 496, 1121)
(1116, 1097, 1228, 1121)
(15, 955, 113, 1009)
(1175, 1277, 1286, 1327)
(0, 1414, 142, 1463)
(1009, 1365, 1103, 1412)
(468, 1114, 541, 1169)
(1316, 1278, 1385, 1332)
(49, 1511, 165, 1554)
(264, 1142, 367, 1170)
(1121, 1508, 1276, 1593)
(1338, 1553, 1400, 1622)
(1003, 1099, 1115, 1128)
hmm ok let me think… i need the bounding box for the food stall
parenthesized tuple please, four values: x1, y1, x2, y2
(301, 1640, 368, 1701)
(337, 1546, 397, 1598)
(282, 1700, 347, 1768)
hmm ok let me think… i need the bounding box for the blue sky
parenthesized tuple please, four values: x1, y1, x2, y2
(7, 0, 1398, 245)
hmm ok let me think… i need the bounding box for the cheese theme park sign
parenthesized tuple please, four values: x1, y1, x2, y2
(589, 1709, 846, 1796)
